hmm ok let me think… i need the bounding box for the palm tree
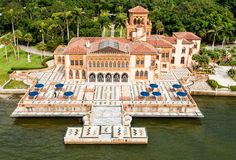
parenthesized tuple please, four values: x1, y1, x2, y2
(15, 30, 22, 60)
(155, 20, 164, 35)
(52, 11, 73, 41)
(98, 10, 111, 37)
(208, 25, 223, 50)
(6, 9, 16, 46)
(36, 41, 46, 62)
(220, 22, 234, 48)
(115, 12, 127, 37)
(24, 33, 33, 63)
(72, 8, 84, 37)
(0, 33, 11, 62)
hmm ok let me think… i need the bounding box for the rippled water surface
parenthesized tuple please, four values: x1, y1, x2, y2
(0, 95, 236, 160)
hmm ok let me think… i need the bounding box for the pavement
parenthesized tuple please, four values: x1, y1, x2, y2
(209, 66, 236, 87)
(19, 45, 53, 56)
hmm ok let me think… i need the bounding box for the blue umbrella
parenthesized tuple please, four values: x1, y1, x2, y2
(28, 91, 39, 97)
(64, 91, 74, 97)
(150, 84, 158, 89)
(35, 83, 44, 89)
(140, 91, 149, 97)
(152, 91, 161, 97)
(55, 83, 64, 88)
(177, 91, 187, 97)
(172, 84, 181, 89)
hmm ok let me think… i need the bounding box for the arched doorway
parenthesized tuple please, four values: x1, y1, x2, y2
(89, 73, 96, 82)
(82, 70, 86, 79)
(121, 73, 128, 82)
(105, 73, 112, 82)
(97, 73, 104, 82)
(69, 70, 73, 79)
(75, 70, 79, 79)
(113, 73, 120, 82)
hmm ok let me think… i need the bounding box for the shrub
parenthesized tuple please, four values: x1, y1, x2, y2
(207, 79, 220, 89)
(230, 86, 236, 91)
(228, 69, 235, 78)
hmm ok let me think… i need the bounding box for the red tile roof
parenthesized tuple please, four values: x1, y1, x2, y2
(147, 35, 172, 48)
(128, 6, 149, 13)
(173, 32, 201, 40)
(129, 41, 159, 55)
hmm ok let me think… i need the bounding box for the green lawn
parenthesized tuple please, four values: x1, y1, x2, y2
(4, 80, 28, 89)
(0, 46, 46, 85)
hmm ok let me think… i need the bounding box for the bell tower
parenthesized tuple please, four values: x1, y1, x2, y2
(126, 6, 152, 41)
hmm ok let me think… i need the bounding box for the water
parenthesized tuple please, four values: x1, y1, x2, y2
(0, 95, 236, 160)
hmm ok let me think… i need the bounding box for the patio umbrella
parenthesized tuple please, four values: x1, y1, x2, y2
(64, 91, 74, 97)
(34, 83, 44, 89)
(55, 83, 64, 89)
(28, 91, 39, 97)
(177, 91, 187, 97)
(172, 84, 181, 89)
(152, 91, 161, 97)
(150, 84, 158, 89)
(140, 91, 149, 97)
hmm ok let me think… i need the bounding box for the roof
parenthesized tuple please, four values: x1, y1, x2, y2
(173, 32, 201, 40)
(159, 35, 193, 44)
(147, 35, 172, 48)
(129, 41, 159, 55)
(128, 6, 149, 13)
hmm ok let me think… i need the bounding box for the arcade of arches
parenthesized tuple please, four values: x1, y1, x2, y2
(89, 73, 128, 82)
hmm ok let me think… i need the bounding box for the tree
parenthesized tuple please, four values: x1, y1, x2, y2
(36, 41, 46, 61)
(220, 22, 234, 48)
(15, 30, 23, 60)
(52, 11, 73, 41)
(98, 10, 111, 37)
(208, 25, 222, 50)
(0, 33, 12, 62)
(24, 33, 33, 63)
(72, 8, 84, 37)
(208, 51, 220, 66)
(192, 54, 209, 67)
(115, 12, 127, 37)
(229, 59, 236, 70)
(155, 20, 164, 34)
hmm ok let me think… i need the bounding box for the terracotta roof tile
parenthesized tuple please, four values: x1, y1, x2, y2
(147, 35, 172, 48)
(173, 32, 201, 40)
(128, 6, 149, 13)
(129, 41, 159, 55)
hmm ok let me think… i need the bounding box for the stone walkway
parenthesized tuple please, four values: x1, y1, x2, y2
(209, 66, 236, 87)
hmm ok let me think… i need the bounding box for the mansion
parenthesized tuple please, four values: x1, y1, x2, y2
(54, 6, 201, 83)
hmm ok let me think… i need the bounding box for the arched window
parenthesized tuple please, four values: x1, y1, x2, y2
(171, 57, 175, 64)
(172, 47, 175, 54)
(126, 62, 129, 68)
(109, 61, 112, 67)
(101, 61, 104, 67)
(118, 61, 120, 67)
(97, 61, 100, 67)
(134, 18, 137, 25)
(82, 70, 86, 79)
(75, 70, 79, 79)
(182, 47, 186, 54)
(113, 61, 116, 68)
(140, 71, 144, 77)
(58, 56, 61, 63)
(89, 61, 92, 67)
(122, 62, 125, 68)
(62, 57, 65, 64)
(137, 19, 141, 24)
(136, 59, 140, 65)
(69, 70, 73, 79)
(105, 61, 108, 67)
(144, 71, 148, 77)
(93, 61, 96, 67)
(181, 57, 185, 64)
(135, 71, 139, 77)
(194, 42, 197, 49)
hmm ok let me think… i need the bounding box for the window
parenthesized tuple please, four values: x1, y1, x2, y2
(97, 62, 100, 67)
(71, 60, 74, 65)
(156, 55, 159, 60)
(105, 62, 108, 67)
(69, 70, 73, 79)
(89, 61, 92, 67)
(162, 64, 167, 68)
(93, 61, 96, 67)
(172, 47, 175, 54)
(151, 60, 155, 66)
(162, 53, 165, 58)
(136, 59, 140, 65)
(75, 70, 79, 79)
(126, 62, 129, 68)
(75, 60, 78, 65)
(113, 61, 116, 67)
(144, 71, 148, 77)
(181, 57, 185, 64)
(182, 47, 186, 54)
(171, 57, 175, 64)
(194, 43, 197, 49)
(80, 60, 83, 65)
(140, 71, 144, 77)
(58, 57, 61, 63)
(118, 61, 120, 67)
(109, 62, 112, 67)
(141, 60, 144, 65)
(122, 62, 125, 68)
(189, 48, 193, 55)
(166, 53, 169, 58)
(101, 62, 104, 67)
(135, 71, 139, 77)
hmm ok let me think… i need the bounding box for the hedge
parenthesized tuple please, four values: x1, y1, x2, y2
(230, 86, 236, 91)
(207, 79, 220, 89)
(8, 56, 54, 73)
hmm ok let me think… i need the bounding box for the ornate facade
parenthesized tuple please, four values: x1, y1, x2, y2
(54, 6, 201, 83)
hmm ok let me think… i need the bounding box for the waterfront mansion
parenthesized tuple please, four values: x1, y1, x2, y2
(54, 6, 201, 83)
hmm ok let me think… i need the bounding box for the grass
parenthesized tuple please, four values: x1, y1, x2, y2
(0, 45, 47, 85)
(4, 80, 28, 89)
